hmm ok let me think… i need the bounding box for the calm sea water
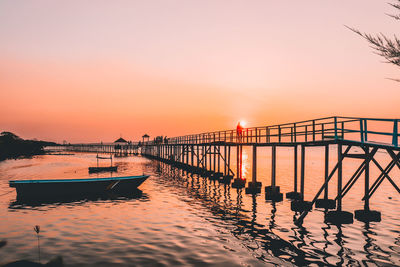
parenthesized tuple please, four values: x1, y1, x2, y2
(0, 148, 400, 266)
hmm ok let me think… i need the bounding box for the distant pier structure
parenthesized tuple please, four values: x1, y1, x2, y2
(66, 116, 400, 224)
(66, 137, 140, 156)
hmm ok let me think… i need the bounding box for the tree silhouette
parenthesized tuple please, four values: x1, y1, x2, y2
(348, 1, 400, 81)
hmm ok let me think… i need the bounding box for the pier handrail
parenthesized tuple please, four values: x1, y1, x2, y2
(148, 116, 399, 149)
(64, 116, 399, 150)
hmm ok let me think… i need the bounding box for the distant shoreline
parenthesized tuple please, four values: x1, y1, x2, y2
(0, 131, 59, 162)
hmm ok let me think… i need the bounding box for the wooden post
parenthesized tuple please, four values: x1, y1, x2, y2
(204, 145, 207, 170)
(209, 145, 212, 171)
(186, 145, 189, 165)
(224, 145, 227, 175)
(312, 120, 315, 141)
(240, 145, 242, 178)
(294, 145, 298, 192)
(236, 145, 240, 179)
(228, 145, 231, 175)
(197, 146, 200, 167)
(301, 145, 305, 199)
(324, 144, 329, 199)
(213, 146, 216, 172)
(252, 145, 257, 183)
(334, 117, 338, 140)
(272, 146, 276, 187)
(181, 146, 184, 164)
(278, 126, 281, 143)
(364, 146, 370, 210)
(360, 119, 364, 143)
(337, 144, 343, 211)
(191, 145, 194, 166)
(217, 146, 221, 173)
(364, 120, 368, 142)
(393, 120, 398, 147)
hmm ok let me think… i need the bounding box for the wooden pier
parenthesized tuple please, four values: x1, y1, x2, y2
(66, 116, 400, 224)
(65, 142, 140, 156)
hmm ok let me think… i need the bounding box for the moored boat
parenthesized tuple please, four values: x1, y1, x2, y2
(89, 166, 118, 173)
(89, 154, 118, 173)
(9, 175, 149, 200)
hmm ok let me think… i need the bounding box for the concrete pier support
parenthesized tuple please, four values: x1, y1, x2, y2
(326, 144, 354, 224)
(287, 145, 302, 200)
(355, 146, 381, 222)
(232, 145, 246, 188)
(246, 146, 261, 194)
(291, 144, 312, 211)
(316, 144, 336, 209)
(265, 146, 283, 201)
(221, 145, 233, 184)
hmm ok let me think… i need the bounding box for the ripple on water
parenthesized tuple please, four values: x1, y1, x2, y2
(1, 153, 400, 266)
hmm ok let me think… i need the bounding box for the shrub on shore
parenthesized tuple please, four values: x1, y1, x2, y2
(0, 132, 57, 161)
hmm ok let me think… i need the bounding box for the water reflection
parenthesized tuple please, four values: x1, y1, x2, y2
(3, 151, 400, 265)
(144, 158, 400, 266)
(9, 189, 147, 210)
(362, 223, 396, 266)
(251, 194, 257, 227)
(153, 161, 329, 266)
(268, 202, 277, 231)
(319, 223, 333, 265)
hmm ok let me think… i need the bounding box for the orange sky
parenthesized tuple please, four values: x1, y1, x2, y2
(0, 1, 399, 143)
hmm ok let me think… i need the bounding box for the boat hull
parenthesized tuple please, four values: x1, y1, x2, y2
(88, 166, 118, 173)
(9, 175, 149, 200)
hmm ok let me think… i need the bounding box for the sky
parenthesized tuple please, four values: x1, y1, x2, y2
(0, 0, 399, 143)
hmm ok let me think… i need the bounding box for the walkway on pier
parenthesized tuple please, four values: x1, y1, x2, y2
(157, 116, 398, 148)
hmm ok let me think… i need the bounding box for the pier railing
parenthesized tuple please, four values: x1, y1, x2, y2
(152, 116, 399, 148)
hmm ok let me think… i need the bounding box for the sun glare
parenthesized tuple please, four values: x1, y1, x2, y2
(240, 120, 246, 127)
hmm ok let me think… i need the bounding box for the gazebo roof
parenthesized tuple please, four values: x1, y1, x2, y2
(142, 134, 149, 138)
(114, 137, 128, 143)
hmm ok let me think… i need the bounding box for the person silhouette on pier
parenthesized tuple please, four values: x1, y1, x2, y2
(236, 122, 243, 143)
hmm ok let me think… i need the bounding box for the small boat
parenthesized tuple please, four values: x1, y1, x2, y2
(9, 175, 149, 200)
(89, 166, 118, 173)
(89, 154, 118, 173)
